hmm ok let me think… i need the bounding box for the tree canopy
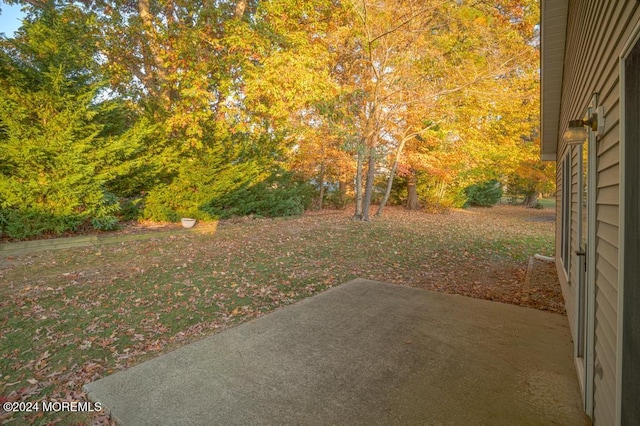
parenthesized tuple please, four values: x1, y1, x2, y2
(0, 0, 549, 238)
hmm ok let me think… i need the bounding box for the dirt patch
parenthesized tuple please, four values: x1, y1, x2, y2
(522, 258, 566, 314)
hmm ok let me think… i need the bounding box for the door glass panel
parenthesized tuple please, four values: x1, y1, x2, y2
(581, 142, 588, 250)
(577, 143, 587, 359)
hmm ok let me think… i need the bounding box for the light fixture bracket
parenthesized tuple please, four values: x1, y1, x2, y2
(592, 105, 605, 136)
(563, 106, 605, 145)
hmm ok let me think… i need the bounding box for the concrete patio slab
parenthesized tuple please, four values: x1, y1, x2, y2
(85, 279, 589, 425)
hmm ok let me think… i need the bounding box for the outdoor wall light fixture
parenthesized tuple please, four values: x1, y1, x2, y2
(563, 106, 605, 145)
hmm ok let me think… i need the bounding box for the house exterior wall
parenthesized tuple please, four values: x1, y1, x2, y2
(554, 1, 640, 424)
(621, 36, 640, 424)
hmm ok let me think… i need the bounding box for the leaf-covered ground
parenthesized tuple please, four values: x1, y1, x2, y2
(0, 204, 561, 425)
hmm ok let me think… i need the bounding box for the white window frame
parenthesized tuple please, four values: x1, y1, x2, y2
(561, 152, 572, 276)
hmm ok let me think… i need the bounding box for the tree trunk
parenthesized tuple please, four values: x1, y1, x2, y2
(339, 179, 347, 209)
(234, 0, 247, 18)
(318, 162, 326, 210)
(406, 170, 421, 210)
(376, 162, 396, 217)
(354, 150, 364, 220)
(362, 146, 376, 221)
(376, 137, 408, 217)
(138, 0, 170, 102)
(523, 192, 539, 207)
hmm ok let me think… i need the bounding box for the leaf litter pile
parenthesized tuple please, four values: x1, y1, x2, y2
(0, 205, 562, 424)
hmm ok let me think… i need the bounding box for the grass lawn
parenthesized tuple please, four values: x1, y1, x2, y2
(0, 205, 558, 425)
(538, 197, 556, 209)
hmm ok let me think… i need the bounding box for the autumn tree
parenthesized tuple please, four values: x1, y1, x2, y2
(377, 0, 542, 212)
(80, 0, 341, 219)
(288, 113, 354, 209)
(324, 0, 540, 218)
(332, 0, 450, 220)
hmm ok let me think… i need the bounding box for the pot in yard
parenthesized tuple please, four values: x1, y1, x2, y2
(181, 218, 196, 229)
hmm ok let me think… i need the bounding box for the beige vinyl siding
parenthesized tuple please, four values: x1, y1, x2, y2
(557, 1, 640, 424)
(594, 332, 616, 422)
(597, 142, 618, 171)
(595, 116, 619, 425)
(596, 204, 618, 227)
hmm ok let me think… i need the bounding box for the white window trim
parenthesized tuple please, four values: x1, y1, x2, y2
(561, 152, 572, 278)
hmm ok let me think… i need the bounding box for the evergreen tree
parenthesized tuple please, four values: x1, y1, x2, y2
(0, 5, 149, 238)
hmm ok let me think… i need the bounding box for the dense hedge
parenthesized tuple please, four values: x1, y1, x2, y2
(202, 171, 314, 219)
(463, 179, 503, 207)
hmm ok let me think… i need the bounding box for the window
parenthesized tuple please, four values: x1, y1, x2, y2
(560, 153, 571, 275)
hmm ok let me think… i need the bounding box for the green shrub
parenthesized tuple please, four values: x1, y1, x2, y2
(87, 191, 120, 231)
(141, 188, 182, 222)
(203, 171, 314, 219)
(90, 215, 119, 231)
(388, 176, 409, 207)
(463, 179, 503, 207)
(141, 154, 262, 221)
(119, 197, 144, 221)
(0, 191, 122, 238)
(0, 209, 82, 239)
(530, 201, 543, 209)
(323, 188, 349, 210)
